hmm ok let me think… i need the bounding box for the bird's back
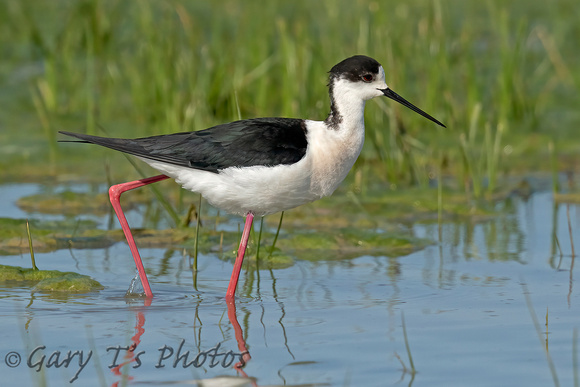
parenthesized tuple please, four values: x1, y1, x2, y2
(59, 117, 308, 173)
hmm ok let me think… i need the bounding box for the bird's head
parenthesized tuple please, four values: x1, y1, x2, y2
(329, 55, 446, 128)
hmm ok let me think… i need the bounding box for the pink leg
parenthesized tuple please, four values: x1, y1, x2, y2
(226, 213, 254, 299)
(109, 174, 170, 297)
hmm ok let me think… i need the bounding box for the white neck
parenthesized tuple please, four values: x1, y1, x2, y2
(325, 78, 368, 133)
(300, 79, 369, 198)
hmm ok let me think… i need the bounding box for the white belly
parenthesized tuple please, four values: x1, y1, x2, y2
(141, 156, 323, 217)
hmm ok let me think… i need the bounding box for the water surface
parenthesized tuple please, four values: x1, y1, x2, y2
(0, 186, 577, 386)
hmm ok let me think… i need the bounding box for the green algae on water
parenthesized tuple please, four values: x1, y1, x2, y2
(275, 229, 431, 261)
(16, 191, 138, 215)
(554, 192, 580, 204)
(17, 191, 111, 215)
(33, 274, 104, 292)
(0, 264, 104, 293)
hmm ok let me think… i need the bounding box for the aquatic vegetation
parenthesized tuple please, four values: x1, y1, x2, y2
(554, 191, 580, 204)
(0, 264, 103, 293)
(0, 217, 113, 255)
(1, 181, 500, 267)
(17, 191, 112, 215)
(275, 229, 431, 262)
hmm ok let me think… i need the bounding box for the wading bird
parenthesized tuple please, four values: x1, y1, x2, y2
(60, 55, 445, 299)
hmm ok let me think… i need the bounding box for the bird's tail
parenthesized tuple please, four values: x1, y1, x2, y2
(58, 131, 147, 158)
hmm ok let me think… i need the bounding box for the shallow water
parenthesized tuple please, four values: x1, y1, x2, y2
(0, 185, 578, 386)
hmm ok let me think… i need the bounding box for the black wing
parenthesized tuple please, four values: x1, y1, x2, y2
(59, 118, 308, 173)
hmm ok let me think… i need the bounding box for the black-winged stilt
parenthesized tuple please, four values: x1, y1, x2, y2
(59, 55, 445, 299)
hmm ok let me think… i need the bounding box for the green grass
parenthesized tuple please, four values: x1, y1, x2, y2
(0, 0, 579, 197)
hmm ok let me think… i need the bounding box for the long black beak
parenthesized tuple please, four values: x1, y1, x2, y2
(381, 88, 446, 128)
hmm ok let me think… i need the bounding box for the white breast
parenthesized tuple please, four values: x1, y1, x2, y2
(305, 120, 365, 197)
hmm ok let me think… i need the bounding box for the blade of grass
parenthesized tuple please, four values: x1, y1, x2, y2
(438, 153, 443, 242)
(549, 141, 559, 194)
(256, 217, 263, 261)
(268, 211, 284, 258)
(26, 220, 39, 271)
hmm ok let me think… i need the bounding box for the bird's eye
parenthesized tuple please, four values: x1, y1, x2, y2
(362, 74, 373, 82)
